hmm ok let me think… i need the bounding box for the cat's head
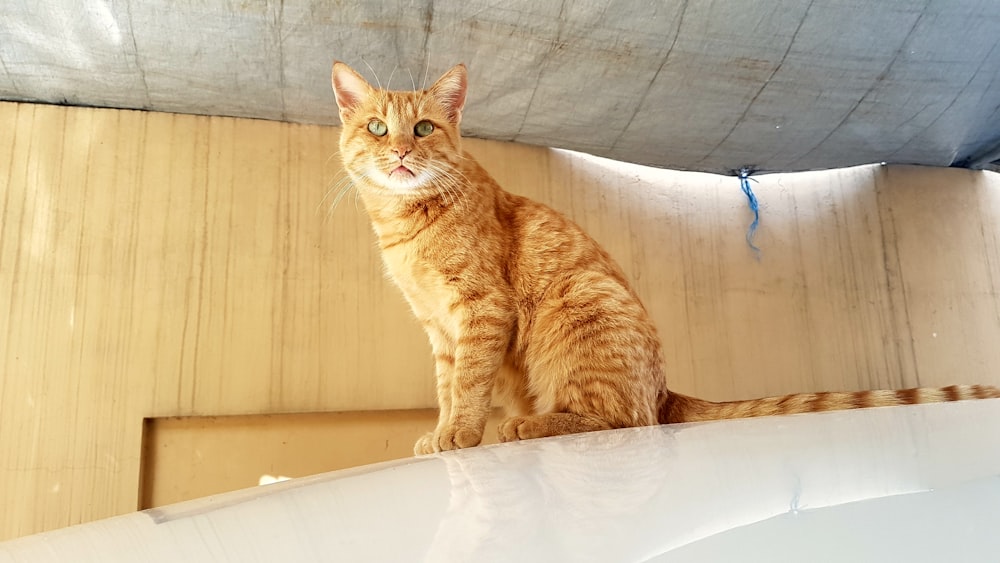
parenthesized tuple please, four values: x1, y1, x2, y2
(332, 62, 467, 195)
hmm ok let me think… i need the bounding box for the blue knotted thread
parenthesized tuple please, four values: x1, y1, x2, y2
(738, 167, 761, 257)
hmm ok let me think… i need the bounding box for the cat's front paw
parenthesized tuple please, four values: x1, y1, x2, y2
(437, 425, 483, 451)
(413, 425, 483, 455)
(414, 432, 436, 456)
(413, 426, 483, 455)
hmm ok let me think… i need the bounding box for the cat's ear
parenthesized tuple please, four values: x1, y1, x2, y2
(429, 64, 468, 125)
(331, 62, 373, 119)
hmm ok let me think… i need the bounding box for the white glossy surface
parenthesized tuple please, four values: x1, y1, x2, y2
(660, 476, 1000, 562)
(2, 400, 999, 562)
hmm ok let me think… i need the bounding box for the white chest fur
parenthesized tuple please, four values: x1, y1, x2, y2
(381, 245, 461, 335)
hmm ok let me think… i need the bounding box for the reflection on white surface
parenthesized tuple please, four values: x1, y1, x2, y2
(659, 476, 1000, 562)
(426, 427, 673, 562)
(1, 400, 998, 562)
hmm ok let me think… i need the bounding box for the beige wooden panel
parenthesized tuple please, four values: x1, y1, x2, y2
(3, 100, 1000, 541)
(877, 165, 1000, 386)
(141, 409, 506, 508)
(1, 105, 143, 538)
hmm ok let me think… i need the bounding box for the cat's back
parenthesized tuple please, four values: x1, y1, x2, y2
(494, 182, 632, 302)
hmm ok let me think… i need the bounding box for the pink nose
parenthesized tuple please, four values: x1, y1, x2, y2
(392, 147, 411, 159)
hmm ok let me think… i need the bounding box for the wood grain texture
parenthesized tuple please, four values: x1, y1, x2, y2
(2, 101, 999, 540)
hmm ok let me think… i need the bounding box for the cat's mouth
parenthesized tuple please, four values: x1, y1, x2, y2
(389, 165, 415, 178)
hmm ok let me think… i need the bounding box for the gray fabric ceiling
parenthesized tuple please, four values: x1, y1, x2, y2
(3, 0, 1000, 174)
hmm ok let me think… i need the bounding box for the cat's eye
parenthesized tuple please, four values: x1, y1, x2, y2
(367, 119, 388, 137)
(414, 120, 434, 137)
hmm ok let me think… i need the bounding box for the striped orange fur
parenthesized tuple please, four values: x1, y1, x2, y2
(331, 62, 1000, 455)
(660, 385, 1000, 423)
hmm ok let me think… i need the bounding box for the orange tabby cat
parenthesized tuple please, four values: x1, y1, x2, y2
(330, 61, 1000, 455)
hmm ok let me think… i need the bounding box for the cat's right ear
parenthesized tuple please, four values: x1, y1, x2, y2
(331, 62, 372, 120)
(429, 64, 468, 125)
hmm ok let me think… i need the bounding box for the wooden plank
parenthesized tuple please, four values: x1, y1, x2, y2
(878, 165, 1000, 386)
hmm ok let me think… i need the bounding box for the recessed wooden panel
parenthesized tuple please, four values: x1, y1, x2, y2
(140, 410, 505, 508)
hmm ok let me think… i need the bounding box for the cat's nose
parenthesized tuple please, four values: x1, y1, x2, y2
(392, 146, 412, 159)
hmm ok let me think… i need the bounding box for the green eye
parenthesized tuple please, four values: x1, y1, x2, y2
(367, 120, 388, 137)
(414, 120, 434, 137)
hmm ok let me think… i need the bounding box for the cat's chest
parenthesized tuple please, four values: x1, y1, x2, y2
(381, 246, 458, 320)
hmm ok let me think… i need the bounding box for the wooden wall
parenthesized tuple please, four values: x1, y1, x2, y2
(2, 101, 1000, 540)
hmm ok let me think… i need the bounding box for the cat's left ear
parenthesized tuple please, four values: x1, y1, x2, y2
(429, 64, 468, 125)
(331, 61, 373, 120)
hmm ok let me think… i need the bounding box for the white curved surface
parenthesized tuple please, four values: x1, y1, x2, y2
(2, 400, 999, 562)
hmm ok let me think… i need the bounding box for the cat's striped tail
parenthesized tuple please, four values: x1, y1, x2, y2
(659, 384, 1000, 424)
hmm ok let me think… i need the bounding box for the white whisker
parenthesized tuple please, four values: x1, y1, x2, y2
(318, 172, 349, 202)
(324, 149, 343, 168)
(317, 176, 354, 214)
(420, 160, 471, 208)
(421, 54, 431, 90)
(427, 159, 473, 187)
(387, 64, 398, 90)
(329, 182, 354, 211)
(318, 166, 377, 223)
(361, 58, 381, 90)
(406, 68, 416, 90)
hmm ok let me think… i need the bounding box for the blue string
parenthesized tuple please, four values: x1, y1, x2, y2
(738, 168, 761, 257)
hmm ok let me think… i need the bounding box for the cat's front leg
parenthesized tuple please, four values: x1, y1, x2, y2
(436, 308, 513, 452)
(415, 333, 457, 455)
(414, 370, 493, 453)
(420, 305, 514, 454)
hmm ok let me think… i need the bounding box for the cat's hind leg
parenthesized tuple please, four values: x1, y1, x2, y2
(500, 273, 662, 443)
(498, 413, 612, 442)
